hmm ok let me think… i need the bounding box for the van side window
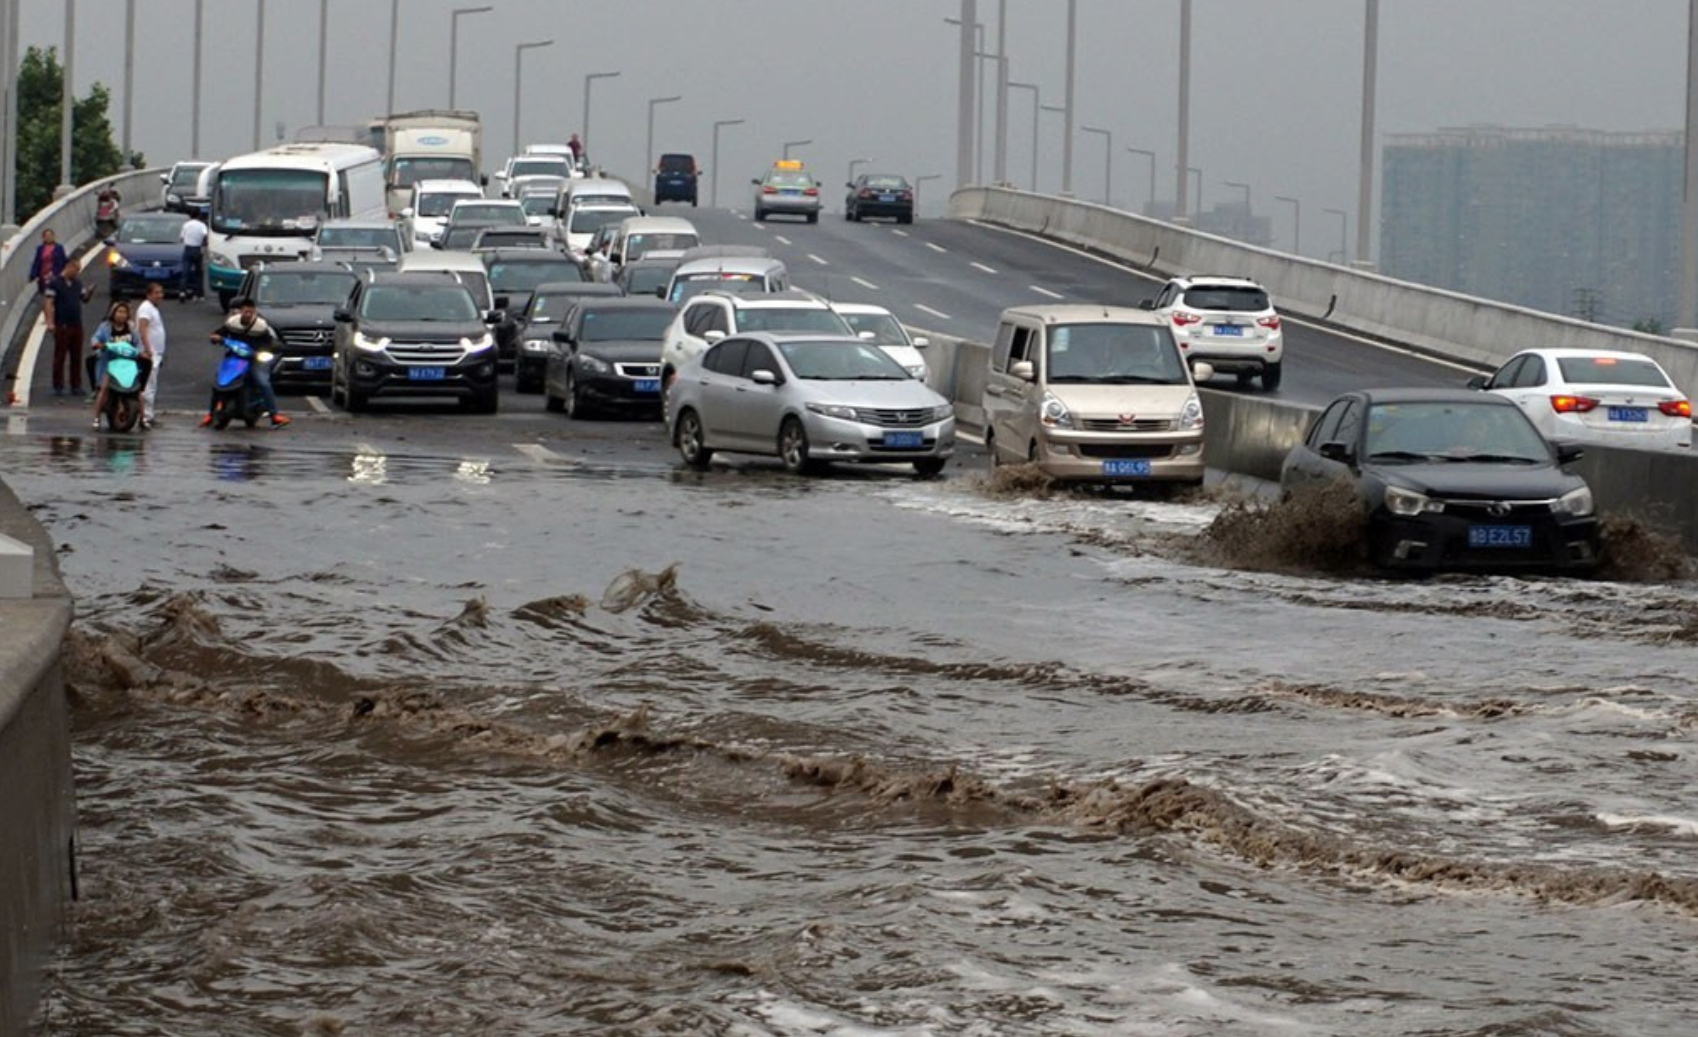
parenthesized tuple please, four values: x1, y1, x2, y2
(1008, 326, 1032, 365)
(991, 323, 1014, 371)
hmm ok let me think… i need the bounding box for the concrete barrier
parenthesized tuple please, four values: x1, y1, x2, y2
(0, 476, 75, 1037)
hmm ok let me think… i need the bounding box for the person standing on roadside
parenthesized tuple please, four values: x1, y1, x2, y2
(27, 228, 66, 294)
(135, 282, 168, 428)
(180, 207, 209, 300)
(43, 257, 94, 398)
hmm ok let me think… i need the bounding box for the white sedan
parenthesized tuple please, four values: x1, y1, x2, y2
(1470, 348, 1692, 452)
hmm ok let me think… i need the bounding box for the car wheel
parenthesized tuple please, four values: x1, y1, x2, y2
(346, 386, 369, 414)
(1236, 370, 1257, 387)
(544, 388, 565, 413)
(1261, 362, 1283, 391)
(676, 408, 712, 469)
(690, 196, 698, 208)
(779, 417, 814, 474)
(844, 207, 854, 221)
(806, 211, 819, 224)
(898, 214, 914, 225)
(754, 206, 766, 221)
(564, 371, 590, 420)
(913, 457, 946, 478)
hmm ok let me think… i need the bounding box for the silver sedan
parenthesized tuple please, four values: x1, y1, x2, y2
(667, 333, 956, 476)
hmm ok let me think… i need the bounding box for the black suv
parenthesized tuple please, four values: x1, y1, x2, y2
(653, 153, 699, 206)
(330, 271, 501, 414)
(238, 261, 359, 392)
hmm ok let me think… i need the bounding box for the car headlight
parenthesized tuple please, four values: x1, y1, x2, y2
(1040, 391, 1074, 429)
(351, 331, 389, 352)
(461, 334, 495, 353)
(930, 404, 954, 422)
(1384, 485, 1445, 517)
(106, 249, 129, 269)
(522, 338, 552, 354)
(1552, 486, 1595, 517)
(578, 354, 610, 374)
(255, 351, 276, 364)
(906, 364, 927, 379)
(210, 251, 235, 269)
(1178, 393, 1204, 431)
(806, 402, 858, 421)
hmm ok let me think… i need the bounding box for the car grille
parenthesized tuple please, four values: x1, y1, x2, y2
(1077, 443, 1174, 460)
(1080, 417, 1175, 432)
(1436, 498, 1557, 519)
(278, 328, 333, 347)
(615, 362, 660, 378)
(854, 407, 936, 428)
(385, 342, 468, 364)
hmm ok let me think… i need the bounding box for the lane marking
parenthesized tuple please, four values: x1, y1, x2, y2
(891, 228, 910, 238)
(914, 304, 953, 321)
(851, 276, 881, 291)
(957, 428, 985, 446)
(753, 222, 767, 231)
(924, 242, 948, 253)
(970, 261, 999, 275)
(1030, 285, 1065, 300)
(735, 213, 748, 221)
(305, 395, 329, 414)
(774, 234, 792, 245)
(965, 219, 1481, 374)
(807, 253, 829, 266)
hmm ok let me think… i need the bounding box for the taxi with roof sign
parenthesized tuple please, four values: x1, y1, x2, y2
(752, 160, 822, 223)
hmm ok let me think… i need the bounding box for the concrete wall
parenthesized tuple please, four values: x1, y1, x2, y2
(950, 187, 1698, 401)
(0, 477, 74, 1037)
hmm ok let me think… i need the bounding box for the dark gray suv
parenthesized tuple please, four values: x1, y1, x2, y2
(330, 271, 501, 414)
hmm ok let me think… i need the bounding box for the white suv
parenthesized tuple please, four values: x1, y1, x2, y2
(1144, 274, 1284, 390)
(660, 290, 853, 392)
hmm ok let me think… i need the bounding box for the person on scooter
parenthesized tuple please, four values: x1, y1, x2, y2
(201, 297, 290, 428)
(89, 300, 141, 430)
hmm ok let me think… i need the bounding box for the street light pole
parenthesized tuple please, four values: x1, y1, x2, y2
(848, 157, 875, 185)
(1175, 0, 1192, 222)
(58, 0, 73, 193)
(514, 41, 554, 157)
(1081, 125, 1111, 205)
(1062, 0, 1077, 196)
(1126, 147, 1156, 215)
(582, 70, 620, 160)
(1681, 0, 1698, 327)
(782, 139, 813, 160)
(191, 0, 203, 157)
(1275, 195, 1301, 255)
(385, 0, 399, 115)
(252, 0, 265, 152)
(710, 118, 745, 209)
(1187, 166, 1202, 218)
(449, 6, 493, 110)
(316, 0, 329, 127)
(916, 173, 942, 215)
(646, 95, 682, 180)
(121, 0, 134, 157)
(1223, 180, 1250, 241)
(1008, 81, 1039, 192)
(1357, 0, 1379, 268)
(955, 0, 976, 190)
(0, 0, 12, 230)
(1324, 207, 1348, 264)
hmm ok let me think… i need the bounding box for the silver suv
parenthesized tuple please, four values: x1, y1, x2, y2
(1144, 274, 1284, 390)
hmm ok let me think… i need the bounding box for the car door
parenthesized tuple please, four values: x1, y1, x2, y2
(729, 341, 787, 449)
(983, 321, 1019, 462)
(1282, 398, 1350, 485)
(1004, 323, 1044, 460)
(693, 338, 750, 449)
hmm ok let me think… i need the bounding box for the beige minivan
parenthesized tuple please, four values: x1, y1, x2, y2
(982, 305, 1212, 485)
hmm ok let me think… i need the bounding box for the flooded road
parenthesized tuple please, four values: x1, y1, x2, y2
(9, 416, 1698, 1036)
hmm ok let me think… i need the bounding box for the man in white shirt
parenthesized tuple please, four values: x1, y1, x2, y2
(180, 209, 209, 300)
(136, 282, 168, 428)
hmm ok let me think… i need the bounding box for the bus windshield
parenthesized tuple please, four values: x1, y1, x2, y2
(214, 169, 331, 236)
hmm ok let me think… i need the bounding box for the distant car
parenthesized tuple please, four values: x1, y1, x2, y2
(330, 271, 501, 414)
(104, 212, 189, 298)
(1143, 273, 1285, 390)
(314, 219, 407, 256)
(515, 281, 626, 392)
(518, 189, 558, 227)
(752, 161, 821, 223)
(434, 198, 527, 249)
(161, 160, 216, 213)
(561, 202, 641, 258)
(1280, 388, 1600, 571)
(238, 260, 360, 390)
(481, 248, 589, 374)
(653, 152, 699, 206)
(830, 302, 931, 379)
(495, 154, 573, 199)
(543, 296, 676, 419)
(1468, 348, 1693, 453)
(615, 253, 686, 298)
(403, 178, 483, 247)
(667, 332, 955, 476)
(660, 289, 853, 394)
(844, 173, 914, 223)
(664, 254, 789, 304)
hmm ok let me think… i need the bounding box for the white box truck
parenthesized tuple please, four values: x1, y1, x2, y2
(377, 110, 484, 216)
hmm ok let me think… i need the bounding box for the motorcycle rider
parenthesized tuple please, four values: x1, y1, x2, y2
(200, 297, 291, 428)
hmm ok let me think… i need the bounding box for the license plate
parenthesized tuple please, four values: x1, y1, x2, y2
(408, 366, 446, 381)
(302, 356, 332, 371)
(878, 194, 896, 202)
(883, 431, 924, 448)
(782, 189, 802, 195)
(1102, 459, 1152, 477)
(633, 378, 660, 393)
(1212, 325, 1244, 337)
(1607, 406, 1647, 423)
(1467, 525, 1533, 549)
(144, 269, 175, 279)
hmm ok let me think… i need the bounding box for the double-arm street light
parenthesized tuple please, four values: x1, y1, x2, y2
(1080, 124, 1112, 205)
(647, 95, 682, 178)
(782, 138, 812, 160)
(583, 70, 620, 160)
(848, 157, 876, 185)
(916, 172, 942, 215)
(945, 14, 986, 185)
(711, 118, 745, 208)
(1324, 207, 1349, 264)
(1275, 195, 1301, 255)
(514, 40, 554, 155)
(449, 6, 493, 109)
(1126, 146, 1156, 215)
(1008, 81, 1039, 192)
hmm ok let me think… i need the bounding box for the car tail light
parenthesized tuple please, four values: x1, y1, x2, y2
(1659, 399, 1692, 418)
(1550, 395, 1599, 413)
(1257, 315, 1281, 331)
(762, 186, 777, 195)
(899, 191, 913, 200)
(803, 187, 819, 196)
(858, 189, 874, 199)
(1171, 312, 1202, 327)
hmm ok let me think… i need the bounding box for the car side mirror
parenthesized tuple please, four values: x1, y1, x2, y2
(485, 310, 505, 325)
(654, 286, 667, 298)
(912, 336, 930, 348)
(846, 182, 855, 189)
(159, 173, 169, 183)
(704, 330, 726, 343)
(1466, 374, 1488, 390)
(1555, 442, 1585, 465)
(1191, 360, 1214, 382)
(494, 171, 507, 180)
(751, 369, 779, 386)
(332, 308, 351, 323)
(480, 174, 490, 186)
(1139, 299, 1155, 310)
(750, 178, 761, 186)
(102, 237, 116, 247)
(1011, 359, 1035, 381)
(494, 295, 511, 311)
(1318, 441, 1354, 464)
(551, 328, 574, 343)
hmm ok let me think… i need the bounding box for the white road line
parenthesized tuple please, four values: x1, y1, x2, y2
(891, 228, 910, 237)
(965, 219, 1482, 374)
(305, 395, 329, 414)
(753, 222, 767, 231)
(957, 429, 985, 446)
(924, 242, 948, 253)
(774, 234, 792, 245)
(735, 213, 748, 221)
(914, 304, 953, 321)
(1030, 285, 1065, 300)
(970, 261, 999, 275)
(851, 276, 881, 291)
(807, 253, 829, 266)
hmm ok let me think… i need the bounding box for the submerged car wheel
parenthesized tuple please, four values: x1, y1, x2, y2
(676, 409, 712, 469)
(564, 371, 591, 420)
(913, 457, 946, 478)
(984, 429, 999, 471)
(779, 417, 814, 474)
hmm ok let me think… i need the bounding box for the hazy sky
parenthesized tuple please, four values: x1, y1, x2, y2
(23, 0, 1693, 256)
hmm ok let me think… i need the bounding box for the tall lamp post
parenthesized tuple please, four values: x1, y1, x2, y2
(385, 0, 399, 115)
(58, 0, 74, 193)
(514, 40, 554, 156)
(448, 6, 493, 110)
(1080, 125, 1112, 205)
(1175, 0, 1192, 222)
(121, 0, 134, 156)
(710, 118, 745, 209)
(993, 0, 1008, 184)
(916, 173, 942, 215)
(848, 157, 876, 185)
(945, 15, 987, 185)
(582, 70, 620, 160)
(1223, 180, 1251, 242)
(646, 95, 682, 178)
(1062, 0, 1077, 196)
(252, 0, 266, 152)
(1324, 207, 1349, 264)
(782, 139, 812, 160)
(1008, 81, 1040, 192)
(1275, 194, 1301, 255)
(1357, 0, 1379, 268)
(953, 0, 977, 190)
(1187, 166, 1202, 220)
(191, 0, 203, 157)
(1126, 146, 1156, 215)
(316, 0, 329, 127)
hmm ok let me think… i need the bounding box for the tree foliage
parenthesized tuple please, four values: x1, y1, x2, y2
(14, 46, 132, 221)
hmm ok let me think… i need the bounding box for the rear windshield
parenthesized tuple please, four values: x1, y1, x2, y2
(453, 203, 525, 225)
(622, 265, 673, 295)
(1556, 356, 1670, 388)
(519, 195, 555, 216)
(488, 260, 584, 291)
(1182, 285, 1270, 312)
(658, 155, 695, 173)
(510, 159, 570, 178)
(736, 308, 851, 335)
(863, 176, 908, 190)
(117, 216, 186, 244)
(672, 279, 765, 305)
(417, 191, 477, 218)
(569, 208, 636, 235)
(766, 172, 814, 189)
(626, 232, 698, 259)
(1046, 323, 1188, 385)
(170, 165, 209, 188)
(578, 307, 674, 342)
(318, 226, 396, 250)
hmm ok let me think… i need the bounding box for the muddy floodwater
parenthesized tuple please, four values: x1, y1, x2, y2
(10, 428, 1698, 1036)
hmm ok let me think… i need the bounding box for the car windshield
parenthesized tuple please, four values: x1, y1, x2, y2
(117, 216, 185, 244)
(579, 307, 674, 342)
(519, 195, 554, 216)
(1182, 285, 1270, 312)
(569, 208, 636, 235)
(1364, 402, 1551, 463)
(256, 271, 356, 306)
(510, 159, 569, 178)
(626, 232, 698, 260)
(417, 192, 476, 218)
(360, 285, 478, 322)
(766, 172, 814, 189)
(779, 340, 911, 380)
(318, 227, 396, 250)
(840, 312, 908, 346)
(441, 226, 483, 249)
(623, 265, 674, 295)
(1556, 356, 1671, 388)
(170, 165, 208, 188)
(1046, 323, 1188, 384)
(863, 176, 908, 190)
(736, 308, 851, 335)
(527, 291, 594, 323)
(391, 156, 475, 188)
(214, 168, 329, 235)
(673, 279, 764, 305)
(488, 260, 583, 291)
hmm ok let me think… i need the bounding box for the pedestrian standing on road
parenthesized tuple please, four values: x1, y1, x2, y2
(567, 133, 584, 168)
(180, 208, 209, 300)
(136, 282, 168, 428)
(88, 301, 140, 428)
(43, 257, 95, 398)
(27, 228, 66, 294)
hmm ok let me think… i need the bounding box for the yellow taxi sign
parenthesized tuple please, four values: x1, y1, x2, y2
(773, 159, 805, 170)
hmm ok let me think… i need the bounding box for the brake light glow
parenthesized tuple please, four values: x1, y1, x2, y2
(1257, 315, 1281, 331)
(858, 189, 875, 199)
(1550, 395, 1599, 413)
(899, 191, 913, 200)
(762, 186, 777, 195)
(1171, 312, 1202, 327)
(803, 187, 819, 196)
(1659, 399, 1692, 418)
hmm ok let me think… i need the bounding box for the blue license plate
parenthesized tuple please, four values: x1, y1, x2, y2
(1212, 325, 1244, 337)
(1468, 525, 1533, 549)
(408, 366, 446, 381)
(144, 269, 176, 279)
(1607, 406, 1648, 423)
(883, 431, 924, 448)
(1102, 459, 1152, 477)
(633, 378, 660, 393)
(878, 194, 896, 202)
(782, 189, 802, 195)
(302, 356, 332, 371)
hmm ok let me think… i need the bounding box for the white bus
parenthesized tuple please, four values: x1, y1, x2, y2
(206, 142, 386, 308)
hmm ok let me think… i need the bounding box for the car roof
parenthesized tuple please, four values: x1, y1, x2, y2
(1514, 347, 1668, 365)
(1171, 274, 1266, 288)
(318, 218, 397, 230)
(734, 331, 861, 347)
(714, 290, 828, 310)
(1000, 304, 1165, 326)
(480, 248, 575, 262)
(402, 251, 486, 273)
(672, 255, 783, 276)
(617, 216, 697, 233)
(414, 178, 482, 193)
(452, 198, 522, 209)
(829, 301, 894, 317)
(1354, 387, 1519, 406)
(675, 244, 771, 263)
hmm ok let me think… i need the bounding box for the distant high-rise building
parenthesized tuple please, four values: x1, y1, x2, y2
(1381, 125, 1682, 331)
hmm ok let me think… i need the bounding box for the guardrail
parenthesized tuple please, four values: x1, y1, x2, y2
(1, 167, 169, 400)
(950, 187, 1698, 401)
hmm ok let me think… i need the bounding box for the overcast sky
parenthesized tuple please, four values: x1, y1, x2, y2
(23, 0, 1693, 256)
